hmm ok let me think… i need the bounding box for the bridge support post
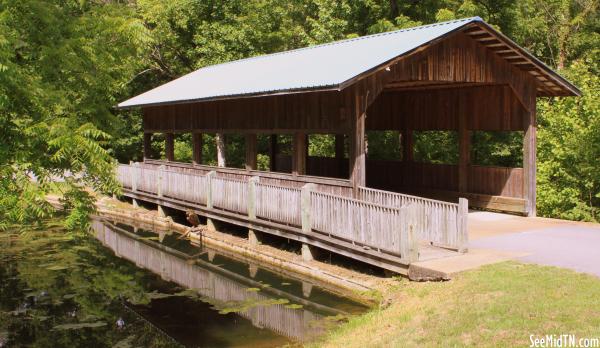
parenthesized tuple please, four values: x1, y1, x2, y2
(245, 134, 257, 171)
(349, 93, 366, 196)
(247, 176, 260, 245)
(302, 281, 313, 297)
(269, 134, 277, 171)
(206, 171, 216, 231)
(523, 91, 537, 217)
(301, 244, 317, 262)
(143, 133, 152, 161)
(157, 205, 166, 218)
(248, 264, 258, 278)
(192, 132, 203, 165)
(165, 133, 175, 162)
(292, 132, 307, 176)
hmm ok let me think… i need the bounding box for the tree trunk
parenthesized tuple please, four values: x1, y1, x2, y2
(216, 133, 226, 167)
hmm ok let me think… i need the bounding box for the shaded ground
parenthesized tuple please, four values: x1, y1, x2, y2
(469, 212, 600, 277)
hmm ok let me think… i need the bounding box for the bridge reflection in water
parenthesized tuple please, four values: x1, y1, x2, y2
(91, 219, 366, 343)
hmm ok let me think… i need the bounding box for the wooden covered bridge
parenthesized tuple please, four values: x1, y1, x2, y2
(116, 17, 579, 274)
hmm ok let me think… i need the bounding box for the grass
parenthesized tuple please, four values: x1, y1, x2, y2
(311, 262, 600, 347)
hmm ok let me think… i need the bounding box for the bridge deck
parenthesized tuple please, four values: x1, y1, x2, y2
(118, 161, 467, 274)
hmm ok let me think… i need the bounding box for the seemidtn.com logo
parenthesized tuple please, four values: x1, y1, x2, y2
(530, 335, 600, 348)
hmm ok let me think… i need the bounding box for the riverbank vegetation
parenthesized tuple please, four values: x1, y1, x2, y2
(1, 0, 598, 228)
(313, 262, 600, 347)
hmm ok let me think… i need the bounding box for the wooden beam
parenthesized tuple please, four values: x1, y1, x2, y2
(245, 133, 257, 171)
(458, 104, 470, 193)
(523, 91, 537, 217)
(269, 134, 277, 171)
(165, 133, 174, 162)
(192, 132, 202, 165)
(335, 134, 345, 177)
(143, 133, 152, 160)
(335, 134, 345, 159)
(349, 94, 366, 192)
(292, 132, 307, 176)
(216, 133, 226, 167)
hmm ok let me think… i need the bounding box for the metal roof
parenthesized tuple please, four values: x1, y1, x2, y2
(118, 17, 579, 109)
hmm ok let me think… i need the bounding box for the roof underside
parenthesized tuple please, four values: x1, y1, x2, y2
(118, 17, 580, 109)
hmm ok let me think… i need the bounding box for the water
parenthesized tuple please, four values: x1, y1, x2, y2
(0, 218, 368, 347)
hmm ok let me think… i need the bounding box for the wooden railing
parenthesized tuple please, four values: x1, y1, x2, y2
(254, 183, 302, 226)
(310, 190, 419, 259)
(118, 162, 469, 262)
(357, 186, 468, 251)
(142, 159, 353, 196)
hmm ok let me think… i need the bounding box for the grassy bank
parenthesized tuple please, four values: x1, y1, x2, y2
(313, 262, 600, 347)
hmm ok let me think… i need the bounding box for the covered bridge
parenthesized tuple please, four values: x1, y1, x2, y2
(116, 17, 579, 273)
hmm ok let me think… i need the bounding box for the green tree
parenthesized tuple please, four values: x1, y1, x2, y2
(0, 0, 146, 229)
(537, 57, 599, 221)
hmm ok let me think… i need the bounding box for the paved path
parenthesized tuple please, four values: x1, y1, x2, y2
(468, 212, 600, 277)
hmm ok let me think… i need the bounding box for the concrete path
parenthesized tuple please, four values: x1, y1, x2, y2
(469, 212, 600, 277)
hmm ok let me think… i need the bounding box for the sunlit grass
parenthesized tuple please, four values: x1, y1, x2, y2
(312, 262, 600, 348)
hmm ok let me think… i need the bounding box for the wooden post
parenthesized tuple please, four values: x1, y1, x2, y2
(401, 129, 413, 162)
(523, 95, 537, 217)
(192, 132, 202, 165)
(157, 165, 165, 198)
(206, 171, 216, 209)
(143, 133, 152, 161)
(458, 110, 470, 193)
(130, 161, 139, 207)
(165, 133, 174, 162)
(245, 134, 257, 171)
(216, 133, 226, 167)
(457, 197, 469, 253)
(247, 176, 259, 220)
(157, 164, 166, 217)
(335, 134, 345, 177)
(247, 176, 260, 245)
(301, 183, 315, 234)
(269, 134, 277, 171)
(130, 161, 137, 192)
(206, 171, 216, 230)
(292, 132, 307, 176)
(349, 94, 366, 194)
(404, 204, 419, 262)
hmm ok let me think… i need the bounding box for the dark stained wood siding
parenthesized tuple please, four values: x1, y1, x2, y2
(367, 85, 527, 131)
(143, 91, 350, 133)
(468, 165, 523, 198)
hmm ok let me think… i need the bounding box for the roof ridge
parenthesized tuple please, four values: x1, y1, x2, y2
(193, 17, 480, 73)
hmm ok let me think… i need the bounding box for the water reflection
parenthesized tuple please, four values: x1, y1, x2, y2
(0, 219, 367, 348)
(91, 219, 367, 346)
